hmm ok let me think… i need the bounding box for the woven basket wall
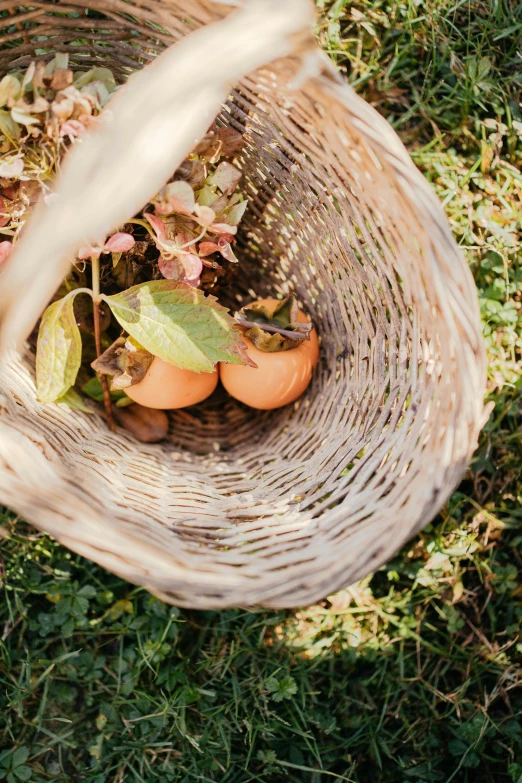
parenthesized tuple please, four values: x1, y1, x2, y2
(0, 0, 486, 608)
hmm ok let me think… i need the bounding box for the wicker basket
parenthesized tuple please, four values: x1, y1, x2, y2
(0, 0, 486, 608)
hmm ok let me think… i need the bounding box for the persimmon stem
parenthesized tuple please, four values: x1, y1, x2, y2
(91, 254, 115, 432)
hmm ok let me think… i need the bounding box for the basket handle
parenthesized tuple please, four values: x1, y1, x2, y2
(0, 0, 315, 355)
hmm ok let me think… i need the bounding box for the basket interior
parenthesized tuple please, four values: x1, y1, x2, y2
(0, 0, 484, 607)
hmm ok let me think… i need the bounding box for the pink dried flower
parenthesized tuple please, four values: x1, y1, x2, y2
(208, 222, 237, 236)
(60, 119, 85, 139)
(145, 214, 203, 287)
(78, 231, 135, 260)
(104, 232, 136, 253)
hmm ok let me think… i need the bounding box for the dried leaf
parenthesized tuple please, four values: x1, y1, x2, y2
(217, 126, 244, 157)
(199, 241, 221, 257)
(271, 294, 299, 327)
(91, 335, 154, 390)
(242, 304, 272, 323)
(36, 293, 83, 403)
(207, 161, 242, 195)
(246, 326, 289, 352)
(239, 295, 312, 353)
(186, 159, 207, 188)
(245, 324, 307, 352)
(102, 280, 253, 372)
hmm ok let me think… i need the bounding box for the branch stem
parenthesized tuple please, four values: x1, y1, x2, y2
(236, 318, 311, 341)
(91, 255, 115, 432)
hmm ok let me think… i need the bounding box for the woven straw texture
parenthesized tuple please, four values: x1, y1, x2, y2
(0, 0, 486, 608)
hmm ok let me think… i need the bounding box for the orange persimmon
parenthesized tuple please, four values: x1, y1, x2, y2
(126, 356, 218, 409)
(219, 298, 319, 410)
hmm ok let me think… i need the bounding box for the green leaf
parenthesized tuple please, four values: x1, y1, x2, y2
(82, 377, 126, 403)
(11, 748, 29, 768)
(13, 767, 31, 782)
(102, 281, 251, 372)
(36, 293, 83, 404)
(265, 675, 297, 702)
(115, 394, 134, 407)
(56, 388, 94, 415)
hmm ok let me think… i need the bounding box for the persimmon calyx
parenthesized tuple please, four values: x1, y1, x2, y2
(91, 335, 153, 390)
(236, 294, 312, 353)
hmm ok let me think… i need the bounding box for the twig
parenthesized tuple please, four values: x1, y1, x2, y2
(91, 255, 115, 432)
(236, 318, 311, 341)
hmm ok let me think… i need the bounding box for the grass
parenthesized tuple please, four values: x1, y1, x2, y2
(2, 1, 522, 780)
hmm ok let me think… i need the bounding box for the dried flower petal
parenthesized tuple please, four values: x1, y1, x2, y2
(207, 161, 242, 195)
(0, 157, 23, 178)
(194, 204, 216, 227)
(209, 222, 237, 236)
(78, 244, 102, 260)
(50, 69, 74, 91)
(158, 254, 184, 281)
(181, 253, 203, 285)
(103, 232, 135, 253)
(10, 107, 38, 126)
(0, 75, 21, 108)
(199, 241, 221, 257)
(80, 80, 110, 109)
(217, 239, 239, 263)
(60, 119, 85, 138)
(52, 96, 74, 121)
(144, 212, 167, 241)
(225, 199, 248, 226)
(163, 181, 196, 215)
